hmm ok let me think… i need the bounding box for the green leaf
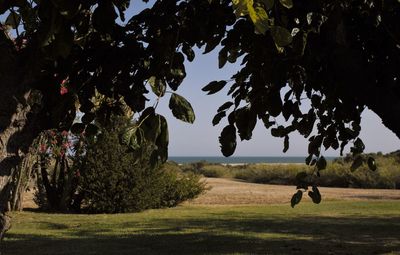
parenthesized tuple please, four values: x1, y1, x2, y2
(169, 93, 195, 123)
(271, 125, 286, 138)
(260, 0, 274, 10)
(367, 157, 377, 171)
(291, 190, 303, 208)
(141, 112, 162, 143)
(305, 154, 313, 165)
(266, 90, 283, 117)
(308, 186, 321, 204)
(148, 76, 166, 97)
(219, 48, 228, 69)
(351, 138, 365, 155)
(292, 30, 308, 56)
(219, 125, 237, 157)
(248, 4, 270, 34)
(227, 49, 239, 63)
(204, 35, 222, 54)
(271, 26, 293, 47)
(235, 107, 257, 140)
(218, 102, 234, 112)
(283, 135, 289, 153)
(232, 0, 249, 17)
(71, 123, 85, 135)
(121, 126, 143, 150)
(232, 0, 270, 34)
(166, 65, 186, 91)
(92, 1, 117, 34)
(170, 68, 185, 78)
(50, 0, 80, 17)
(112, 0, 130, 22)
(85, 124, 99, 136)
(202, 81, 227, 95)
(52, 27, 74, 58)
(308, 135, 322, 156)
(5, 11, 21, 29)
(316, 156, 327, 171)
(261, 115, 275, 129)
(350, 155, 364, 172)
(182, 44, 195, 62)
(81, 112, 95, 124)
(279, 0, 293, 8)
(155, 115, 169, 162)
(212, 111, 226, 126)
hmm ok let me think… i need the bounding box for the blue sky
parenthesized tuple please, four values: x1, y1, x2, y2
(154, 50, 400, 156)
(127, 1, 399, 157)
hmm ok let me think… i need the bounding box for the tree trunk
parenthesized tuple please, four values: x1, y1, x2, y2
(0, 32, 45, 240)
(10, 152, 35, 211)
(0, 86, 44, 239)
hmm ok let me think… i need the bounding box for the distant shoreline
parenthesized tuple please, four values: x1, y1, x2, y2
(219, 163, 305, 166)
(168, 156, 338, 165)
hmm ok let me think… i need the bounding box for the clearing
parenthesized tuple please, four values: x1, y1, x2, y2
(189, 177, 400, 205)
(4, 177, 400, 255)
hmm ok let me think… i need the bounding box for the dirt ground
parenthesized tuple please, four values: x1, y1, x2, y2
(22, 177, 400, 208)
(187, 178, 400, 205)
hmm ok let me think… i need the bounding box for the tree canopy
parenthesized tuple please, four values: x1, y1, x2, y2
(0, 0, 399, 215)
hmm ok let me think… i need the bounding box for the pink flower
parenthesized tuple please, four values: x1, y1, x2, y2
(39, 144, 47, 153)
(62, 142, 70, 149)
(61, 79, 68, 86)
(61, 130, 68, 137)
(60, 86, 68, 95)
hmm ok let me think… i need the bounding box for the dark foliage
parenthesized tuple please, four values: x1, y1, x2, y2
(78, 117, 204, 213)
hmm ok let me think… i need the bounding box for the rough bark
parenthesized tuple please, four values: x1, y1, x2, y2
(0, 31, 44, 240)
(40, 155, 59, 210)
(10, 152, 35, 211)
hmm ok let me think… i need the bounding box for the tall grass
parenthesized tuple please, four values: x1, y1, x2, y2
(180, 152, 400, 189)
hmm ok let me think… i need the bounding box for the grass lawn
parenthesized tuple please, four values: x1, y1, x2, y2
(2, 201, 400, 255)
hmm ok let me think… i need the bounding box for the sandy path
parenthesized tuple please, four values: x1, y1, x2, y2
(188, 178, 400, 205)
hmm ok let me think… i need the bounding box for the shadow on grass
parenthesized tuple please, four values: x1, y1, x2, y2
(3, 215, 400, 255)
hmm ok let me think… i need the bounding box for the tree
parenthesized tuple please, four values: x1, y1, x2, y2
(33, 129, 79, 212)
(0, 0, 399, 238)
(77, 115, 204, 213)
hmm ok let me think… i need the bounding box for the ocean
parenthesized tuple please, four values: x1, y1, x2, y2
(168, 156, 337, 164)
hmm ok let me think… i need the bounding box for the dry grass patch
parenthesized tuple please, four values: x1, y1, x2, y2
(188, 178, 400, 205)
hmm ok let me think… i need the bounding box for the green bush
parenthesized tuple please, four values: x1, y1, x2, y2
(159, 165, 206, 207)
(78, 118, 205, 213)
(198, 165, 231, 178)
(234, 164, 309, 185)
(181, 153, 400, 189)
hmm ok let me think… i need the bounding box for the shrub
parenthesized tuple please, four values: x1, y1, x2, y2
(199, 165, 231, 178)
(78, 117, 205, 213)
(159, 164, 206, 207)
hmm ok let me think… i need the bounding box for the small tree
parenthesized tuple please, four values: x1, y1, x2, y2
(76, 115, 204, 213)
(33, 130, 81, 212)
